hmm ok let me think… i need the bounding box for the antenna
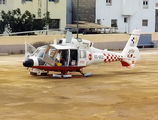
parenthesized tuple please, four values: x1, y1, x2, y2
(77, 0, 79, 39)
(46, 0, 49, 35)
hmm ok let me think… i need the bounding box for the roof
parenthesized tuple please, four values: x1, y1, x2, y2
(66, 21, 114, 29)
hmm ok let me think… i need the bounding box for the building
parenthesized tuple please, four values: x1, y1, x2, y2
(96, 0, 156, 33)
(72, 0, 96, 23)
(0, 0, 72, 29)
(155, 0, 158, 32)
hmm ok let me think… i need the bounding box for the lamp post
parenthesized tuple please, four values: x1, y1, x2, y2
(77, 0, 79, 38)
(46, 0, 48, 35)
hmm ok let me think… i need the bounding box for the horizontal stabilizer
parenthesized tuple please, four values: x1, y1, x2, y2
(121, 61, 130, 67)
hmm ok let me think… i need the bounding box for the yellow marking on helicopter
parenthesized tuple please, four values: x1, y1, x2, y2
(135, 37, 138, 44)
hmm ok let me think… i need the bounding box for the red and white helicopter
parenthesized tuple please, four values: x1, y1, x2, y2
(23, 29, 141, 78)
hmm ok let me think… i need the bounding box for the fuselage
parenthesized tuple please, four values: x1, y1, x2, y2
(23, 29, 141, 77)
(23, 37, 123, 73)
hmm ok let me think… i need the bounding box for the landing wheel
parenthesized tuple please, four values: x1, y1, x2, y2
(52, 71, 72, 78)
(30, 72, 37, 76)
(40, 72, 48, 76)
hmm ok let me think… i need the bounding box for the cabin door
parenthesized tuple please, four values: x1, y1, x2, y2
(69, 49, 78, 66)
(78, 49, 87, 66)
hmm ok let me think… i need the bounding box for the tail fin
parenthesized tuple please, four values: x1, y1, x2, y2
(121, 29, 141, 67)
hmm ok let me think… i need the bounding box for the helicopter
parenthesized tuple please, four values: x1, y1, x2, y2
(23, 29, 141, 78)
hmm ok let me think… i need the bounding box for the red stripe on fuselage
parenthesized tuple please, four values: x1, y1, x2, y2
(32, 66, 85, 72)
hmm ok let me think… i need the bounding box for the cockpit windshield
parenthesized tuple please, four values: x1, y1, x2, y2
(32, 45, 57, 59)
(32, 46, 47, 58)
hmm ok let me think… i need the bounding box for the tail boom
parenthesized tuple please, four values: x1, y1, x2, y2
(103, 29, 141, 67)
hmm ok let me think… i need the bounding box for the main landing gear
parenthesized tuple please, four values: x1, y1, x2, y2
(29, 69, 92, 78)
(52, 70, 92, 78)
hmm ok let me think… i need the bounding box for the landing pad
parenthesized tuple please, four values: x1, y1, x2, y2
(0, 49, 158, 120)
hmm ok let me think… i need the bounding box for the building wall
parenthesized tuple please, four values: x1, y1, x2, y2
(67, 0, 72, 24)
(0, 34, 129, 53)
(0, 33, 158, 53)
(155, 9, 158, 32)
(72, 0, 96, 23)
(155, 0, 158, 32)
(0, 0, 71, 28)
(96, 0, 156, 33)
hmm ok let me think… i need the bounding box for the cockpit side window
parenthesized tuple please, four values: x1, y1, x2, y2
(49, 49, 55, 56)
(32, 46, 46, 58)
(45, 46, 58, 60)
(80, 50, 86, 58)
(52, 49, 58, 58)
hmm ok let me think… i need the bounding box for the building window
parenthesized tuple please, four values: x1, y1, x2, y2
(0, 0, 6, 4)
(106, 0, 112, 6)
(26, 0, 33, 1)
(49, 19, 60, 29)
(143, 0, 148, 9)
(142, 19, 148, 26)
(124, 17, 127, 23)
(111, 19, 117, 27)
(97, 19, 101, 25)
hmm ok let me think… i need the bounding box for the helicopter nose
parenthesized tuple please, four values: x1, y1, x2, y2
(23, 59, 34, 67)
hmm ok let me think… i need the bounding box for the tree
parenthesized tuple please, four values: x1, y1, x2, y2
(42, 11, 59, 29)
(42, 11, 51, 29)
(0, 8, 35, 33)
(0, 8, 58, 35)
(50, 19, 58, 29)
(0, 20, 3, 34)
(21, 10, 36, 31)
